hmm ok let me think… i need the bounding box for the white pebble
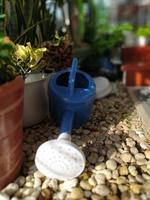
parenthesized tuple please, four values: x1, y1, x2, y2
(130, 147, 138, 155)
(41, 179, 50, 189)
(88, 177, 97, 187)
(128, 166, 138, 176)
(80, 180, 92, 190)
(84, 191, 92, 198)
(144, 150, 150, 159)
(106, 159, 117, 170)
(22, 188, 34, 198)
(95, 162, 106, 171)
(33, 178, 41, 188)
(94, 185, 110, 196)
(61, 178, 78, 192)
(3, 183, 19, 196)
(98, 169, 112, 180)
(95, 174, 105, 184)
(34, 171, 45, 179)
(0, 192, 10, 200)
(24, 182, 34, 188)
(112, 169, 119, 179)
(22, 197, 36, 200)
(135, 153, 145, 160)
(48, 179, 58, 191)
(121, 152, 132, 163)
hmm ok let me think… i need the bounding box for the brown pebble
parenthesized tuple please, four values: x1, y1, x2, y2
(39, 188, 52, 200)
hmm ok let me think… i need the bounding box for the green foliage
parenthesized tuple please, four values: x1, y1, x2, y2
(0, 35, 15, 84)
(5, 0, 56, 45)
(136, 26, 150, 37)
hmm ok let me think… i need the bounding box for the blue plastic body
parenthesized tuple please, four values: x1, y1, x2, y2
(48, 65, 96, 134)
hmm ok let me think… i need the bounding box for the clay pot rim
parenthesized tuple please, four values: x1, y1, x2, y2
(0, 76, 24, 97)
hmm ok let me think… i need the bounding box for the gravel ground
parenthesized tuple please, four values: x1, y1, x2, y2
(1, 83, 150, 200)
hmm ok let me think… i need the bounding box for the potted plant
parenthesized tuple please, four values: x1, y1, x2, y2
(0, 35, 24, 189)
(11, 42, 48, 127)
(135, 26, 150, 46)
(80, 23, 133, 79)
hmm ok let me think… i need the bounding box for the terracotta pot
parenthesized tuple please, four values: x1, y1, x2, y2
(0, 77, 24, 189)
(122, 63, 150, 86)
(121, 45, 150, 64)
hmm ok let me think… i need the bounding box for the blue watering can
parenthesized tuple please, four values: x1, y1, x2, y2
(48, 58, 96, 134)
(35, 58, 96, 181)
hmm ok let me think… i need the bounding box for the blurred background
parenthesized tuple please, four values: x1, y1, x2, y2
(2, 0, 150, 81)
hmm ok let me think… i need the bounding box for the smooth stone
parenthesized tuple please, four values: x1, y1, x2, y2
(144, 150, 150, 159)
(0, 193, 10, 200)
(130, 183, 142, 194)
(142, 173, 150, 180)
(118, 185, 128, 192)
(119, 166, 128, 176)
(34, 171, 45, 179)
(128, 166, 138, 176)
(95, 174, 106, 184)
(94, 185, 110, 196)
(136, 159, 147, 165)
(112, 170, 119, 179)
(70, 188, 84, 199)
(22, 197, 36, 200)
(126, 138, 135, 147)
(88, 152, 99, 164)
(88, 177, 97, 187)
(56, 191, 67, 200)
(33, 178, 41, 188)
(61, 178, 78, 192)
(24, 182, 34, 188)
(130, 147, 138, 155)
(107, 148, 117, 159)
(106, 159, 117, 170)
(120, 153, 132, 163)
(95, 163, 106, 171)
(97, 156, 105, 163)
(135, 175, 145, 183)
(116, 176, 127, 184)
(91, 194, 102, 200)
(41, 179, 50, 189)
(21, 188, 34, 198)
(11, 198, 19, 200)
(39, 188, 52, 199)
(80, 180, 92, 190)
(98, 169, 112, 180)
(84, 191, 92, 198)
(3, 183, 19, 196)
(15, 176, 26, 187)
(48, 179, 58, 191)
(135, 153, 145, 160)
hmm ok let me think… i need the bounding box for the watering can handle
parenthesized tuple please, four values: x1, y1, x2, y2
(68, 57, 78, 97)
(59, 109, 74, 138)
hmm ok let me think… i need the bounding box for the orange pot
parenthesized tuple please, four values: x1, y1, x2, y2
(0, 77, 24, 189)
(122, 63, 150, 86)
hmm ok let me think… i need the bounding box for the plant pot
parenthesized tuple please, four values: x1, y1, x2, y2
(121, 45, 150, 64)
(23, 73, 49, 127)
(122, 63, 150, 86)
(0, 77, 24, 189)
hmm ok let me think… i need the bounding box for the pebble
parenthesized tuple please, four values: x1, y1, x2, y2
(39, 188, 52, 200)
(106, 159, 117, 170)
(48, 179, 58, 191)
(120, 152, 132, 163)
(136, 159, 147, 165)
(94, 185, 110, 196)
(41, 179, 50, 189)
(84, 191, 92, 198)
(130, 183, 142, 194)
(80, 180, 92, 190)
(144, 150, 150, 159)
(15, 176, 25, 187)
(130, 147, 138, 155)
(119, 166, 128, 176)
(88, 177, 97, 187)
(118, 185, 128, 192)
(116, 176, 127, 184)
(34, 171, 45, 179)
(88, 152, 99, 164)
(91, 194, 101, 200)
(112, 170, 119, 179)
(61, 178, 78, 191)
(128, 166, 138, 176)
(33, 178, 41, 188)
(70, 188, 84, 199)
(95, 174, 106, 184)
(126, 138, 135, 147)
(0, 192, 10, 200)
(95, 163, 106, 171)
(98, 169, 112, 180)
(2, 183, 19, 196)
(135, 153, 145, 160)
